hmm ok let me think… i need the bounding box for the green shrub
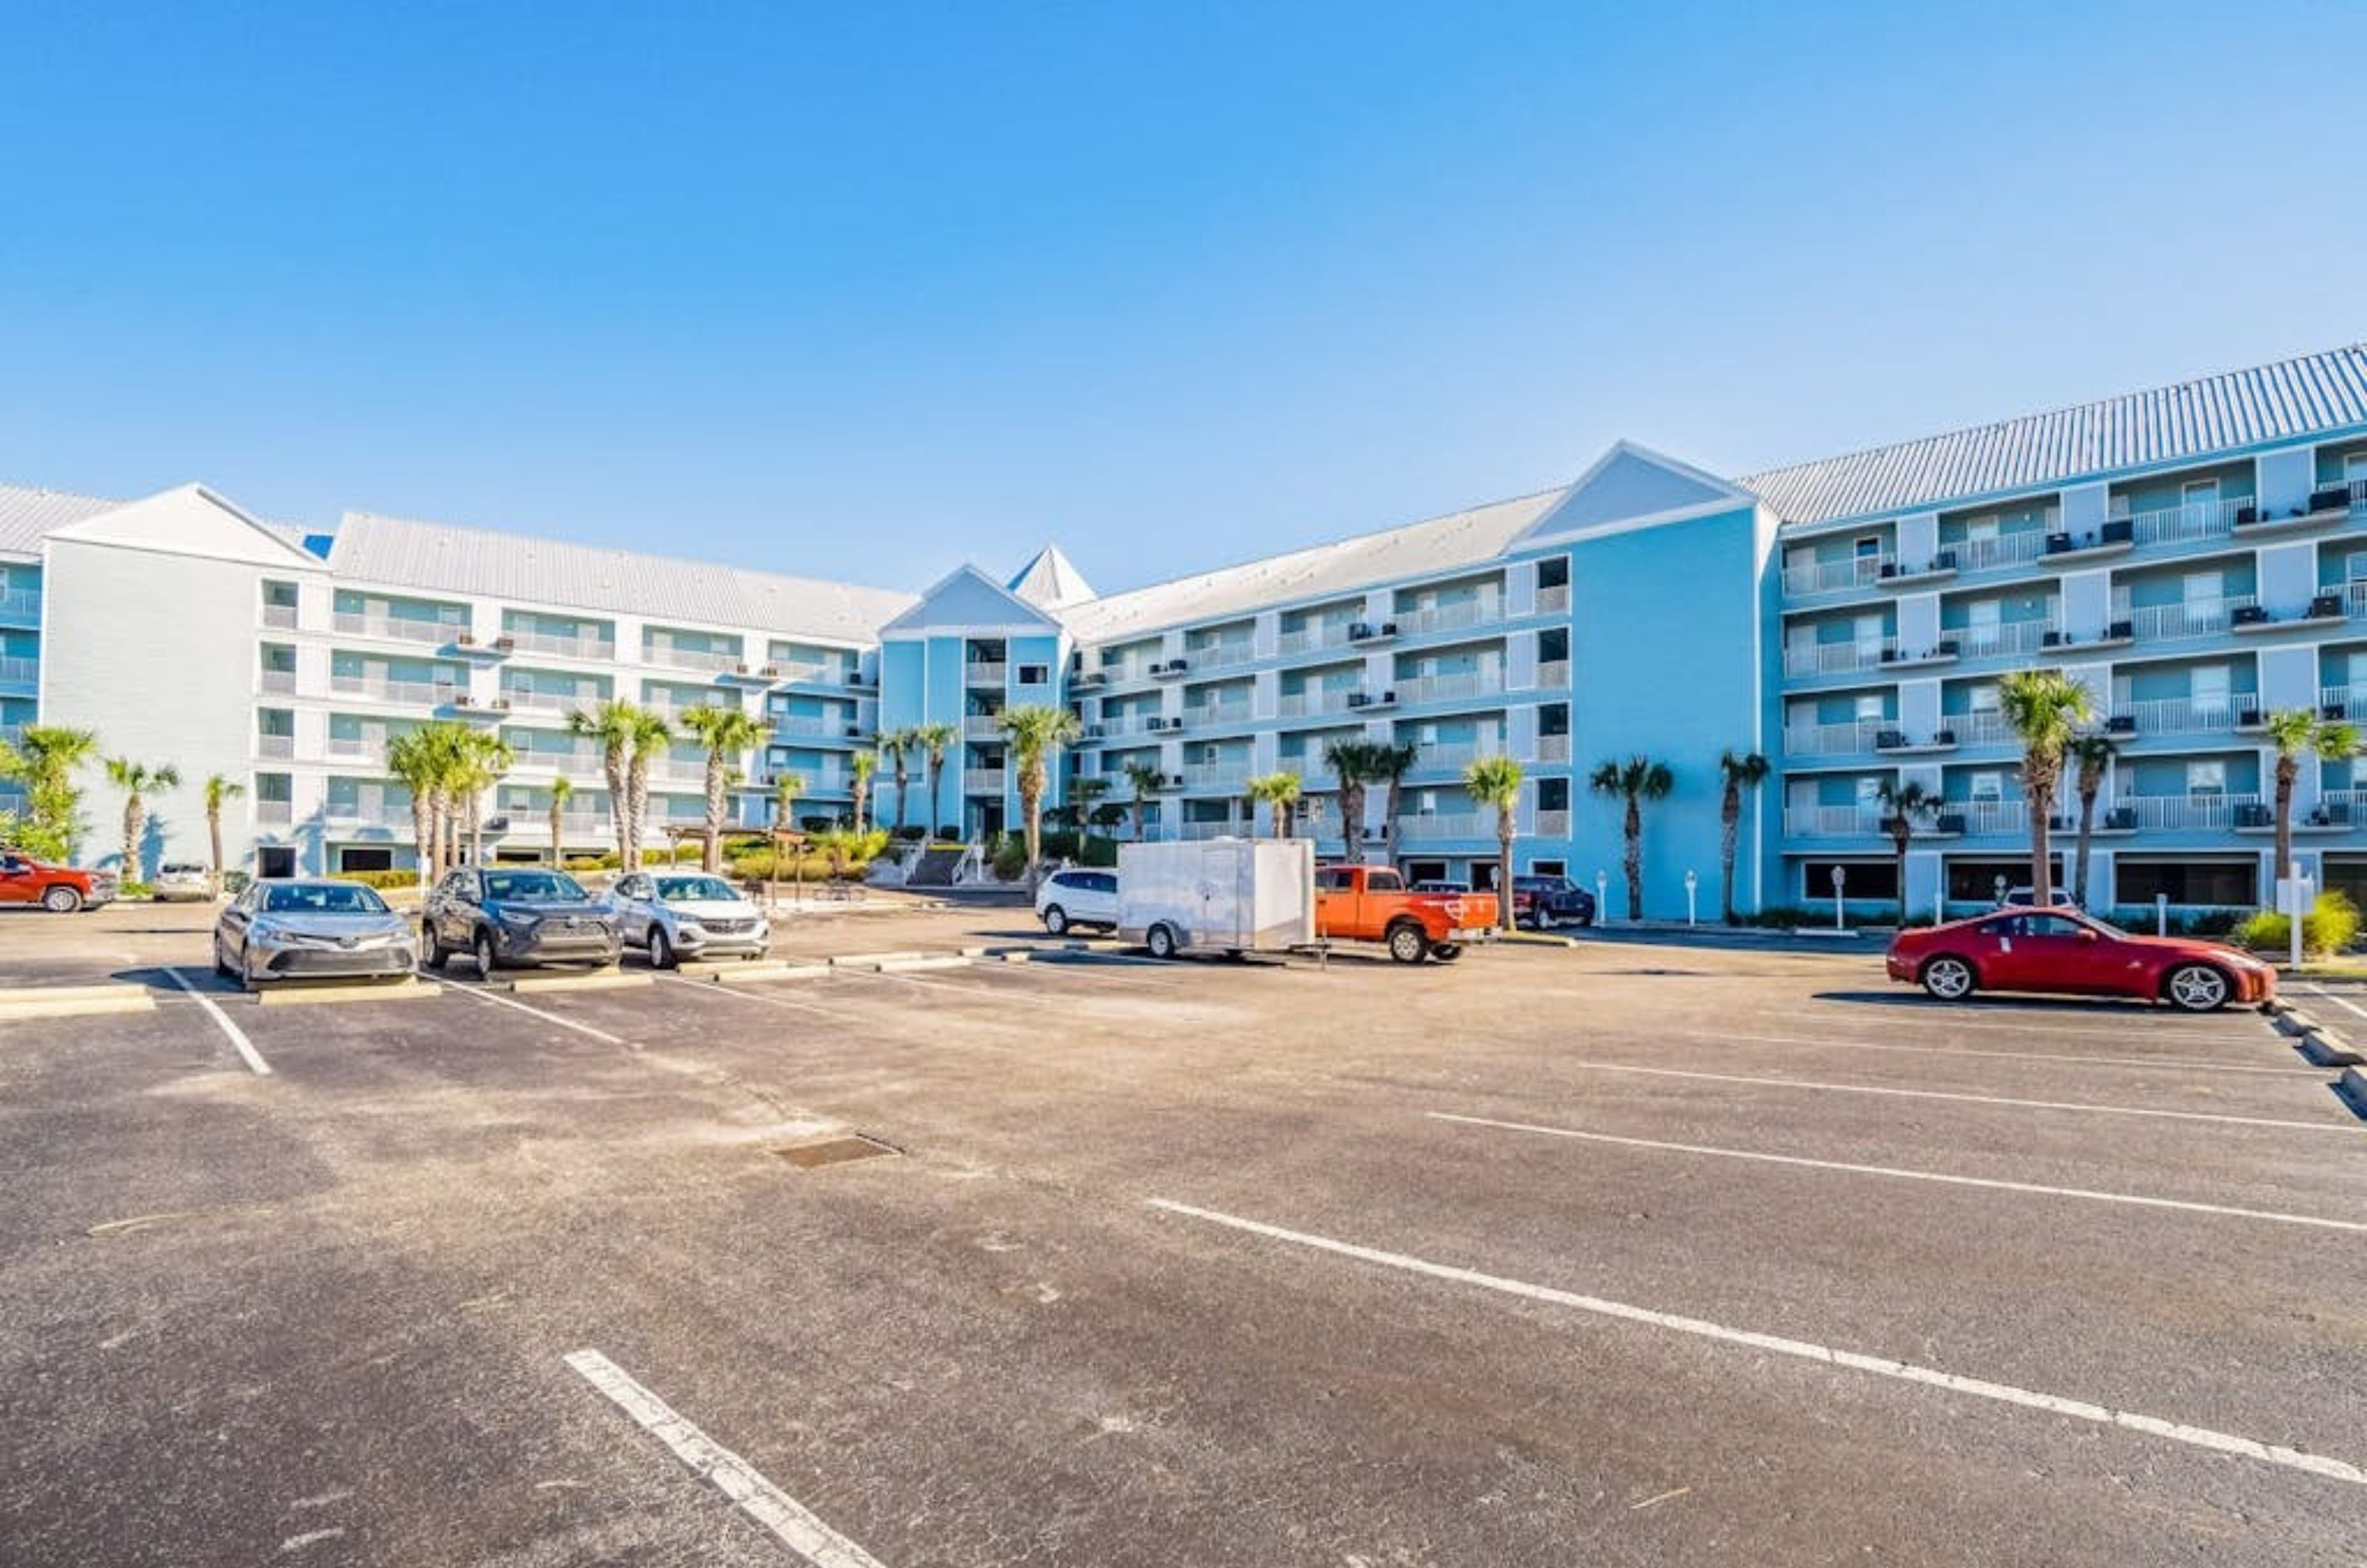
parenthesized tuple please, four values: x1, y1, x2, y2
(2235, 891, 2360, 956)
(990, 837, 1029, 881)
(331, 868, 423, 890)
(563, 852, 621, 872)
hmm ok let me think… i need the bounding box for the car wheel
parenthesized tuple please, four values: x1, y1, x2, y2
(473, 928, 499, 978)
(1432, 943, 1464, 963)
(41, 885, 81, 913)
(649, 927, 676, 970)
(2164, 962, 2231, 1013)
(1535, 910, 1555, 931)
(1041, 905, 1070, 936)
(1919, 954, 1976, 1001)
(423, 921, 449, 971)
(1146, 922, 1178, 961)
(1387, 923, 1430, 964)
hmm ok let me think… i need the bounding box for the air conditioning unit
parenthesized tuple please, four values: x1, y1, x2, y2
(1347, 693, 1372, 708)
(1348, 622, 1374, 641)
(1084, 724, 1105, 740)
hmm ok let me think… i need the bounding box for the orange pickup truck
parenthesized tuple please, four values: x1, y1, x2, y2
(1314, 864, 1498, 964)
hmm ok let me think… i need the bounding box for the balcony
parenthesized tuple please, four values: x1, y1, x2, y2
(0, 655, 39, 687)
(1180, 820, 1241, 841)
(259, 602, 297, 630)
(333, 611, 462, 644)
(513, 743, 603, 771)
(1095, 712, 1164, 738)
(2235, 478, 2367, 533)
(1784, 804, 1884, 839)
(646, 645, 741, 674)
(1951, 710, 2013, 746)
(259, 669, 298, 695)
(2322, 686, 2363, 720)
(1186, 640, 1255, 672)
(1397, 670, 1505, 706)
(258, 734, 297, 760)
(1407, 740, 1496, 774)
(1536, 584, 1571, 614)
(2124, 496, 2242, 549)
(1950, 530, 2052, 573)
(1534, 733, 1571, 764)
(1783, 555, 1891, 598)
(2107, 695, 2259, 739)
(1180, 763, 1249, 792)
(1956, 799, 2028, 837)
(324, 788, 413, 825)
(1277, 625, 1356, 658)
(963, 714, 1005, 740)
(1950, 618, 2059, 660)
(257, 800, 294, 826)
(1278, 690, 1357, 719)
(330, 675, 462, 707)
(962, 768, 1007, 794)
(1534, 660, 1570, 689)
(1533, 808, 1570, 838)
(1397, 596, 1503, 635)
(1182, 700, 1254, 729)
(1783, 639, 1893, 679)
(964, 662, 1009, 687)
(506, 629, 617, 661)
(1401, 811, 1490, 839)
(1785, 719, 1885, 758)
(2116, 793, 2264, 833)
(502, 686, 602, 714)
(2118, 595, 2255, 644)
(769, 714, 840, 739)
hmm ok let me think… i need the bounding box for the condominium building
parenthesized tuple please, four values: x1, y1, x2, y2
(5, 340, 2365, 917)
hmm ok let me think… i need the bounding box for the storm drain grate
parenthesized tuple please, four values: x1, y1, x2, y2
(774, 1134, 902, 1169)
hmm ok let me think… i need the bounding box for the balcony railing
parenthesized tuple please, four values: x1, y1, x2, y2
(769, 714, 840, 739)
(1784, 719, 1886, 758)
(2123, 496, 2243, 549)
(258, 734, 297, 760)
(513, 742, 603, 770)
(1782, 555, 1891, 597)
(2317, 788, 2367, 820)
(1954, 710, 2012, 746)
(2109, 695, 2253, 738)
(260, 602, 298, 629)
(260, 669, 298, 694)
(964, 662, 1008, 686)
(963, 714, 1005, 740)
(1397, 670, 1505, 706)
(1783, 639, 1892, 678)
(1180, 820, 1241, 841)
(1097, 656, 1162, 683)
(2323, 685, 2363, 717)
(334, 610, 462, 643)
(1534, 733, 1571, 763)
(502, 686, 603, 713)
(1949, 617, 2059, 659)
(1180, 764, 1249, 792)
(1396, 595, 1503, 635)
(2118, 595, 2255, 643)
(644, 644, 741, 673)
(1407, 740, 1496, 774)
(0, 655, 39, 685)
(1533, 808, 1570, 838)
(331, 675, 461, 706)
(962, 768, 1007, 794)
(1958, 799, 2028, 836)
(1536, 584, 1571, 613)
(324, 788, 413, 823)
(505, 629, 617, 660)
(2114, 793, 2262, 832)
(1278, 689, 1357, 718)
(256, 800, 293, 825)
(1402, 811, 1490, 840)
(1947, 530, 2051, 572)
(1186, 640, 1255, 671)
(1784, 804, 1883, 838)
(1533, 660, 1570, 689)
(1277, 624, 1357, 657)
(0, 587, 42, 621)
(1183, 699, 1254, 728)
(1095, 712, 1162, 738)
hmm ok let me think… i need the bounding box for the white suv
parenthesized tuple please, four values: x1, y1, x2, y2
(1036, 868, 1118, 936)
(608, 871, 771, 967)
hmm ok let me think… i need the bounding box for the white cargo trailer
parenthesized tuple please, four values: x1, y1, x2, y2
(1116, 838, 1317, 961)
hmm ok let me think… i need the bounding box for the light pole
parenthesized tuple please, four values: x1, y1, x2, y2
(1831, 864, 1847, 931)
(1596, 869, 1609, 923)
(1684, 868, 1698, 927)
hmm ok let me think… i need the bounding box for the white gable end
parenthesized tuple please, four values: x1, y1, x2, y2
(882, 564, 1061, 635)
(47, 484, 325, 570)
(1515, 442, 1755, 545)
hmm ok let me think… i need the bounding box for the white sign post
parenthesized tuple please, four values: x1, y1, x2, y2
(2278, 874, 2312, 970)
(1831, 865, 1847, 931)
(1684, 868, 1698, 927)
(1596, 870, 1609, 922)
(2155, 891, 2169, 937)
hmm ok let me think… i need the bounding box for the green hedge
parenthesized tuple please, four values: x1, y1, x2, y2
(2235, 891, 2360, 956)
(329, 869, 421, 890)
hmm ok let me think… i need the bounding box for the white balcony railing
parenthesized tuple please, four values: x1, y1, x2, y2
(2110, 695, 2252, 737)
(1396, 595, 1503, 635)
(1180, 820, 1240, 841)
(1957, 798, 2028, 836)
(0, 655, 41, 684)
(1533, 660, 1570, 689)
(2113, 793, 2261, 832)
(1950, 617, 2059, 659)
(1277, 624, 1357, 657)
(1397, 670, 1506, 706)
(1407, 740, 1495, 774)
(1955, 709, 2013, 746)
(502, 686, 603, 713)
(962, 768, 1007, 794)
(512, 742, 604, 771)
(1947, 529, 2052, 572)
(964, 662, 1008, 686)
(1783, 639, 1893, 678)
(323, 734, 380, 762)
(645, 644, 741, 674)
(1536, 584, 1571, 613)
(334, 611, 460, 643)
(1278, 690, 1357, 718)
(259, 669, 298, 694)
(1533, 809, 1570, 839)
(1783, 719, 1886, 758)
(260, 603, 298, 629)
(257, 734, 297, 760)
(505, 629, 617, 660)
(1402, 811, 1491, 839)
(1180, 764, 1249, 792)
(324, 787, 413, 823)
(2123, 497, 2243, 548)
(331, 675, 460, 706)
(2317, 788, 2367, 820)
(1186, 640, 1255, 671)
(1095, 712, 1161, 738)
(1784, 804, 1884, 838)
(2118, 595, 2255, 643)
(1782, 555, 1891, 597)
(1184, 700, 1255, 728)
(963, 714, 1005, 740)
(2323, 685, 2362, 716)
(1534, 733, 1571, 763)
(256, 800, 293, 825)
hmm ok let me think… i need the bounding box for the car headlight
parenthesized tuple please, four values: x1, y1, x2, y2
(496, 909, 541, 929)
(249, 919, 287, 942)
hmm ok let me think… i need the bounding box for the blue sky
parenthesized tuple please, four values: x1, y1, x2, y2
(3, 1, 2362, 595)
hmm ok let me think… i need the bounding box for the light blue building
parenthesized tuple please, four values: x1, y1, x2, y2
(4, 342, 2365, 916)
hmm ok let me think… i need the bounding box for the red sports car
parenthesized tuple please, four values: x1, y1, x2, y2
(1885, 908, 2275, 1012)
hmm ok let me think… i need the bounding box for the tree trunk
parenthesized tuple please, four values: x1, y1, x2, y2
(703, 753, 727, 873)
(893, 763, 908, 835)
(1131, 797, 1147, 842)
(626, 759, 651, 871)
(208, 805, 225, 897)
(412, 795, 433, 887)
(548, 801, 562, 868)
(852, 775, 869, 836)
(468, 791, 484, 866)
(1020, 772, 1044, 894)
(1719, 786, 1740, 924)
(2274, 756, 2297, 883)
(2073, 781, 2100, 909)
(928, 757, 945, 836)
(2027, 770, 2056, 908)
(1892, 826, 1910, 927)
(1622, 795, 1643, 919)
(1383, 778, 1405, 868)
(121, 796, 143, 885)
(603, 748, 629, 866)
(1497, 820, 1516, 932)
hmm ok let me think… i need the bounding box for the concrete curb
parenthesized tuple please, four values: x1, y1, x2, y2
(0, 994, 158, 1020)
(2337, 1065, 2367, 1119)
(256, 979, 438, 1007)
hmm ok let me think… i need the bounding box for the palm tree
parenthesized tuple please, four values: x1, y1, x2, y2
(679, 704, 769, 872)
(2066, 733, 2118, 909)
(1122, 758, 1164, 842)
(880, 727, 916, 835)
(1371, 741, 1421, 867)
(384, 729, 442, 884)
(1463, 756, 1524, 933)
(911, 721, 957, 837)
(1875, 777, 1937, 926)
(1246, 771, 1303, 839)
(0, 724, 98, 859)
(1996, 669, 2093, 909)
(811, 825, 890, 883)
(456, 729, 514, 866)
(997, 703, 1082, 892)
(569, 700, 646, 863)
(1069, 775, 1111, 843)
(2265, 709, 2363, 896)
(1589, 755, 1675, 920)
(766, 769, 806, 907)
(547, 775, 575, 867)
(1715, 749, 1771, 925)
(850, 748, 879, 832)
(1322, 737, 1379, 859)
(104, 757, 181, 885)
(621, 709, 673, 871)
(201, 774, 243, 896)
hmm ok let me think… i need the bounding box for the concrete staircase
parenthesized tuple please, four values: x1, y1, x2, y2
(904, 845, 966, 888)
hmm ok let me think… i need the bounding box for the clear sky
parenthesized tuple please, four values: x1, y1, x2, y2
(4, 1, 2362, 596)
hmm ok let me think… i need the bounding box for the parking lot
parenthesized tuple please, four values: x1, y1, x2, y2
(1, 902, 2362, 1566)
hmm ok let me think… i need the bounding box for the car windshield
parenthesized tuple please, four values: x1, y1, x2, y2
(655, 875, 738, 902)
(482, 871, 587, 902)
(262, 882, 389, 915)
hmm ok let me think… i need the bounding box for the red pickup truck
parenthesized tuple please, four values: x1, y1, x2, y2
(1314, 864, 1498, 963)
(0, 851, 118, 913)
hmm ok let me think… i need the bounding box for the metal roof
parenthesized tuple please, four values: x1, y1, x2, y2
(329, 511, 917, 645)
(1741, 342, 2367, 527)
(0, 480, 121, 555)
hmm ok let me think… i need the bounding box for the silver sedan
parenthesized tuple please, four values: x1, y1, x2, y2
(214, 878, 419, 989)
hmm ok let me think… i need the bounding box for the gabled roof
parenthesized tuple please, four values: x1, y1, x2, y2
(1513, 442, 1755, 544)
(329, 511, 914, 643)
(48, 484, 326, 569)
(881, 564, 1062, 635)
(1743, 342, 2367, 527)
(0, 480, 121, 555)
(1007, 545, 1095, 609)
(1056, 487, 1570, 643)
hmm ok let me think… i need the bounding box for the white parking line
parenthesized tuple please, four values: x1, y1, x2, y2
(163, 968, 271, 1076)
(432, 978, 628, 1045)
(2303, 984, 2367, 1023)
(657, 974, 874, 1024)
(1665, 1028, 2312, 1077)
(564, 1350, 887, 1566)
(1548, 1060, 2354, 1132)
(1428, 1112, 2367, 1233)
(1147, 1199, 2367, 1490)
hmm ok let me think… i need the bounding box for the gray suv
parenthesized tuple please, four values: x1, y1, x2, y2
(423, 866, 621, 976)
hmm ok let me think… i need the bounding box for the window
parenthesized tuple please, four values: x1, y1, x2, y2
(1315, 868, 1351, 891)
(2183, 570, 2221, 606)
(1533, 859, 1567, 877)
(1800, 859, 1898, 899)
(1965, 515, 1999, 544)
(1968, 771, 2004, 802)
(2187, 760, 2226, 797)
(1947, 858, 2036, 902)
(1365, 869, 1404, 892)
(2348, 452, 2367, 484)
(1853, 693, 1885, 721)
(2181, 478, 2220, 510)
(2190, 665, 2231, 714)
(1968, 599, 2001, 632)
(2115, 859, 2257, 907)
(1854, 535, 1883, 559)
(337, 848, 394, 873)
(1968, 683, 1999, 714)
(1017, 664, 1049, 686)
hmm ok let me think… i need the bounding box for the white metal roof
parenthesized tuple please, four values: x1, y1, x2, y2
(0, 480, 121, 555)
(329, 511, 917, 645)
(1006, 544, 1095, 609)
(1056, 487, 1570, 643)
(1742, 342, 2367, 527)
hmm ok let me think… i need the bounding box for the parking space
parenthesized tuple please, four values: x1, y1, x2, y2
(2, 901, 2363, 1564)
